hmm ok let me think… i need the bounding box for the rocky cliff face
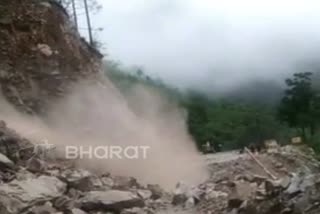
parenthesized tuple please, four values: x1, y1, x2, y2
(0, 0, 103, 114)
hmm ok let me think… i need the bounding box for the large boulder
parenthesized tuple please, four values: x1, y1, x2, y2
(60, 168, 103, 191)
(0, 176, 66, 213)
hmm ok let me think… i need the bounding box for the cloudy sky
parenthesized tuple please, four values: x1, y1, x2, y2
(84, 0, 320, 91)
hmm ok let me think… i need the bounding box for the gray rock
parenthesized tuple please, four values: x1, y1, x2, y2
(284, 173, 314, 197)
(172, 182, 189, 206)
(60, 169, 92, 182)
(27, 201, 57, 214)
(299, 174, 318, 190)
(80, 190, 144, 212)
(60, 169, 102, 191)
(73, 176, 103, 191)
(205, 190, 228, 200)
(0, 176, 66, 213)
(26, 157, 47, 173)
(71, 208, 87, 214)
(147, 184, 163, 200)
(101, 176, 114, 188)
(0, 152, 14, 169)
(53, 195, 75, 211)
(112, 176, 139, 190)
(121, 207, 146, 214)
(40, 2, 52, 8)
(0, 193, 24, 214)
(286, 173, 303, 196)
(184, 197, 196, 209)
(37, 44, 53, 57)
(137, 190, 152, 200)
(275, 162, 284, 169)
(277, 176, 291, 189)
(172, 194, 188, 206)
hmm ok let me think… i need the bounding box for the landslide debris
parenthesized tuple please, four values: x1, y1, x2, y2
(171, 147, 320, 214)
(0, 121, 173, 214)
(2, 115, 319, 214)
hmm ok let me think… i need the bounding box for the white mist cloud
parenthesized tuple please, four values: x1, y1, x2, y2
(91, 0, 320, 91)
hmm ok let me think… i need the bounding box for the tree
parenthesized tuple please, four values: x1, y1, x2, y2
(83, 0, 93, 45)
(184, 91, 211, 149)
(278, 72, 320, 139)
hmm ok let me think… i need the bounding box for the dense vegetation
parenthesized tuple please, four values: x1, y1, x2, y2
(278, 72, 320, 153)
(104, 60, 319, 152)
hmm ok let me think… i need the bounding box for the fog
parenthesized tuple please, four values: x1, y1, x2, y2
(88, 0, 320, 92)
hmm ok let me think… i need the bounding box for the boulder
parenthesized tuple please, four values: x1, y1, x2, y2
(172, 194, 188, 206)
(0, 193, 24, 214)
(112, 176, 139, 190)
(80, 190, 144, 212)
(147, 184, 163, 200)
(184, 197, 196, 209)
(72, 176, 103, 192)
(137, 190, 152, 200)
(26, 157, 47, 173)
(101, 176, 114, 188)
(0, 152, 14, 169)
(53, 195, 75, 211)
(60, 169, 102, 191)
(0, 176, 66, 213)
(27, 201, 57, 214)
(172, 182, 190, 206)
(275, 176, 291, 190)
(285, 173, 303, 197)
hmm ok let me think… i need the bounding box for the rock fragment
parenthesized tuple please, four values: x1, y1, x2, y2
(80, 190, 145, 212)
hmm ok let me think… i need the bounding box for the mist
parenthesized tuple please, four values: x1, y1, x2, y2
(90, 0, 320, 93)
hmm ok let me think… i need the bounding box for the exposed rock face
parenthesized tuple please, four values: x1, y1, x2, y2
(0, 0, 103, 114)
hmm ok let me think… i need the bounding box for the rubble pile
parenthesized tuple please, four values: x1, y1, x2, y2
(0, 121, 176, 214)
(170, 147, 320, 214)
(1, 117, 319, 214)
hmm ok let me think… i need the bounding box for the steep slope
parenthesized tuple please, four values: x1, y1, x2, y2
(0, 0, 103, 114)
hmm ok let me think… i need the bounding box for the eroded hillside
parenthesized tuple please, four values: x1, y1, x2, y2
(0, 0, 102, 114)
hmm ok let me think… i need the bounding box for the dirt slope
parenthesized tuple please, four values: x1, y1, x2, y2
(0, 0, 102, 114)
